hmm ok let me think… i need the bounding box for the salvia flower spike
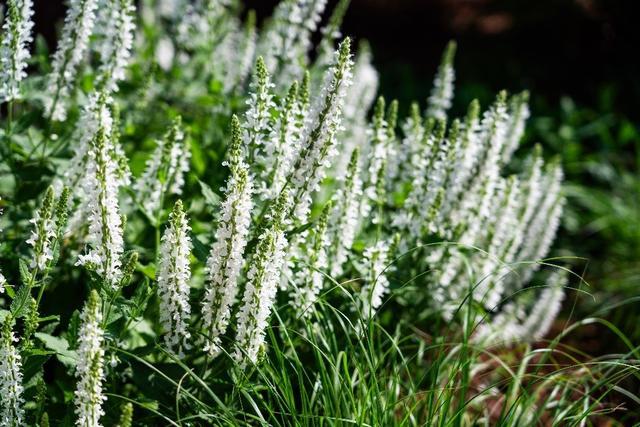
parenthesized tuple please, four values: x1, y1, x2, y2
(202, 116, 254, 357)
(233, 190, 289, 366)
(157, 200, 193, 357)
(0, 0, 34, 103)
(0, 315, 25, 427)
(44, 0, 99, 121)
(76, 127, 125, 289)
(73, 290, 106, 427)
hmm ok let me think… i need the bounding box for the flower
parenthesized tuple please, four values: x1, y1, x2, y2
(26, 187, 56, 270)
(76, 126, 125, 289)
(289, 38, 353, 222)
(133, 116, 190, 213)
(157, 200, 192, 357)
(425, 41, 456, 121)
(202, 116, 253, 357)
(0, 316, 25, 427)
(291, 201, 331, 317)
(234, 191, 289, 366)
(260, 0, 328, 87)
(329, 148, 363, 277)
(474, 269, 566, 345)
(360, 240, 391, 318)
(244, 57, 276, 179)
(44, 0, 99, 121)
(0, 0, 34, 103)
(95, 0, 136, 93)
(74, 290, 106, 427)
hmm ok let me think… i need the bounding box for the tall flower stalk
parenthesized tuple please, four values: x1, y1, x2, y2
(0, 0, 34, 103)
(95, 0, 136, 93)
(289, 38, 353, 222)
(234, 191, 289, 366)
(44, 0, 99, 121)
(133, 116, 190, 214)
(26, 187, 56, 270)
(0, 316, 25, 427)
(329, 148, 362, 277)
(157, 200, 192, 357)
(202, 116, 253, 357)
(291, 201, 331, 316)
(76, 127, 125, 289)
(74, 290, 106, 427)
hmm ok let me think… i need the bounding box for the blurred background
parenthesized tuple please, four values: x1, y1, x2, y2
(34, 0, 640, 366)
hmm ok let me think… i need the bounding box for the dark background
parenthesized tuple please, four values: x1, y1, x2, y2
(29, 0, 640, 118)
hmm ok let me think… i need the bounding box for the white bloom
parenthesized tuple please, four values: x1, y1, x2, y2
(233, 194, 289, 366)
(290, 38, 353, 222)
(202, 116, 253, 357)
(0, 272, 6, 294)
(133, 117, 190, 213)
(260, 0, 328, 86)
(244, 57, 276, 179)
(361, 97, 392, 218)
(76, 126, 125, 288)
(44, 0, 99, 121)
(155, 37, 174, 71)
(291, 203, 331, 317)
(95, 0, 136, 93)
(336, 42, 378, 173)
(261, 82, 300, 200)
(474, 270, 566, 345)
(0, 318, 25, 427)
(329, 149, 363, 277)
(518, 162, 564, 283)
(0, 0, 34, 102)
(26, 188, 56, 270)
(157, 201, 192, 357)
(74, 291, 106, 427)
(425, 41, 456, 121)
(523, 270, 566, 341)
(501, 91, 530, 164)
(474, 176, 521, 309)
(62, 92, 114, 193)
(360, 240, 391, 318)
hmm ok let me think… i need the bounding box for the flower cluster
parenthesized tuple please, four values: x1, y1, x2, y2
(76, 126, 125, 289)
(202, 116, 254, 356)
(44, 0, 99, 121)
(0, 0, 34, 103)
(95, 0, 136, 93)
(0, 316, 25, 427)
(157, 200, 193, 357)
(74, 290, 106, 427)
(133, 117, 190, 214)
(234, 192, 289, 366)
(289, 38, 353, 222)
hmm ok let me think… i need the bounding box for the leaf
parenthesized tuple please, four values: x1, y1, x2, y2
(10, 284, 31, 318)
(34, 332, 77, 368)
(190, 232, 209, 263)
(66, 310, 80, 350)
(18, 258, 32, 286)
(5, 285, 15, 299)
(198, 179, 221, 208)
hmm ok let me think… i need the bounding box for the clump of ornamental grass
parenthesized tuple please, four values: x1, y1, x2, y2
(0, 1, 636, 426)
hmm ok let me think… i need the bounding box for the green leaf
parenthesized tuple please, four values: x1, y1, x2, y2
(10, 284, 31, 318)
(34, 332, 77, 367)
(198, 179, 221, 208)
(190, 232, 209, 263)
(19, 258, 32, 286)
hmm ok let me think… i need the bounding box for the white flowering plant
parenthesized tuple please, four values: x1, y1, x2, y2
(0, 0, 636, 425)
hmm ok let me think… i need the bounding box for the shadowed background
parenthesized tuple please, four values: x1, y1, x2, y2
(31, 0, 640, 117)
